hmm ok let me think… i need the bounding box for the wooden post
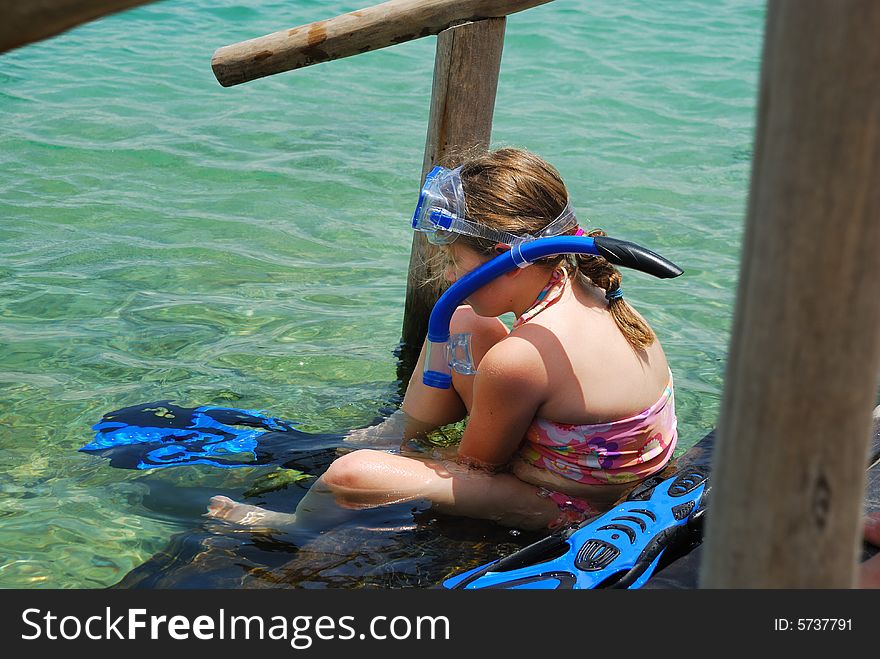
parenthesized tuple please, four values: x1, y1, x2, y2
(699, 0, 880, 588)
(397, 18, 505, 381)
(210, 1, 555, 383)
(0, 1, 156, 54)
(211, 0, 549, 87)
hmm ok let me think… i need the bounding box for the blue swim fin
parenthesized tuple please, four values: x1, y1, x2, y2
(80, 400, 344, 470)
(442, 466, 709, 589)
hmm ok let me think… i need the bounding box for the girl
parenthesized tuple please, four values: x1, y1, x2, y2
(208, 147, 678, 532)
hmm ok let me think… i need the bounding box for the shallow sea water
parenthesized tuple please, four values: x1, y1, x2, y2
(0, 0, 765, 588)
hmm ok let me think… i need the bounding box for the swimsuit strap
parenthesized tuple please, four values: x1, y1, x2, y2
(513, 268, 568, 329)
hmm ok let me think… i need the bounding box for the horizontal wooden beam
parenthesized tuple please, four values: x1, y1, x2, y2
(211, 0, 553, 87)
(0, 0, 155, 54)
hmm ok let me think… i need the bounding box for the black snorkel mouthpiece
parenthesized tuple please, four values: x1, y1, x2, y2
(591, 236, 684, 279)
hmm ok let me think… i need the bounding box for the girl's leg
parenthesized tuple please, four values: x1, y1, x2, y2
(208, 449, 561, 532)
(317, 449, 561, 531)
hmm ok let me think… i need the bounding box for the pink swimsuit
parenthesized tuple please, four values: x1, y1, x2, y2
(519, 377, 677, 487)
(512, 269, 678, 526)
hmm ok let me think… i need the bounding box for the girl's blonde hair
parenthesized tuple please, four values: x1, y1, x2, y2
(431, 147, 655, 351)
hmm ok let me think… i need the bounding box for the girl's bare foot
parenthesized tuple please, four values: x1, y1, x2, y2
(205, 495, 297, 528)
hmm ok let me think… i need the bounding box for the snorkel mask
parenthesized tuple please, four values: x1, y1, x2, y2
(410, 166, 684, 389)
(411, 165, 579, 246)
(411, 164, 583, 388)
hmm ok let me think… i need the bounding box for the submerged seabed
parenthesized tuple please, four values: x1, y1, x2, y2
(0, 0, 764, 588)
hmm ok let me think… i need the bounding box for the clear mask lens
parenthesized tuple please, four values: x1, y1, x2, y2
(412, 166, 467, 239)
(427, 229, 458, 245)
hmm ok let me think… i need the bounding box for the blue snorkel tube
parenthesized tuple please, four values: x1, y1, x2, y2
(422, 235, 684, 388)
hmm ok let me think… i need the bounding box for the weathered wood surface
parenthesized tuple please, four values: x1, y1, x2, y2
(211, 0, 551, 87)
(0, 0, 155, 54)
(398, 18, 505, 379)
(700, 0, 880, 588)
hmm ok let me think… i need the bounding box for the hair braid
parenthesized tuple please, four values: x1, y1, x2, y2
(572, 228, 656, 349)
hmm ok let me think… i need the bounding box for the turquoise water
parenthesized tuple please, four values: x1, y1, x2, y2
(0, 0, 765, 588)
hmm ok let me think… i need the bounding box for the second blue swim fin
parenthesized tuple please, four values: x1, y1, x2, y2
(443, 466, 709, 589)
(80, 400, 345, 470)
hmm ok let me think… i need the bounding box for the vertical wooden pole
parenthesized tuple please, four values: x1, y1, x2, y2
(397, 17, 506, 383)
(700, 0, 880, 588)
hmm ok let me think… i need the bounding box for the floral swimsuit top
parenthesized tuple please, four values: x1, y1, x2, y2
(518, 377, 677, 485)
(513, 269, 678, 486)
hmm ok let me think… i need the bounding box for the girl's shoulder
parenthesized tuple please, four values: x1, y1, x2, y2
(478, 331, 550, 390)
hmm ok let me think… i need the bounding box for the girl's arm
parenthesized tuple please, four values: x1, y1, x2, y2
(456, 336, 548, 469)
